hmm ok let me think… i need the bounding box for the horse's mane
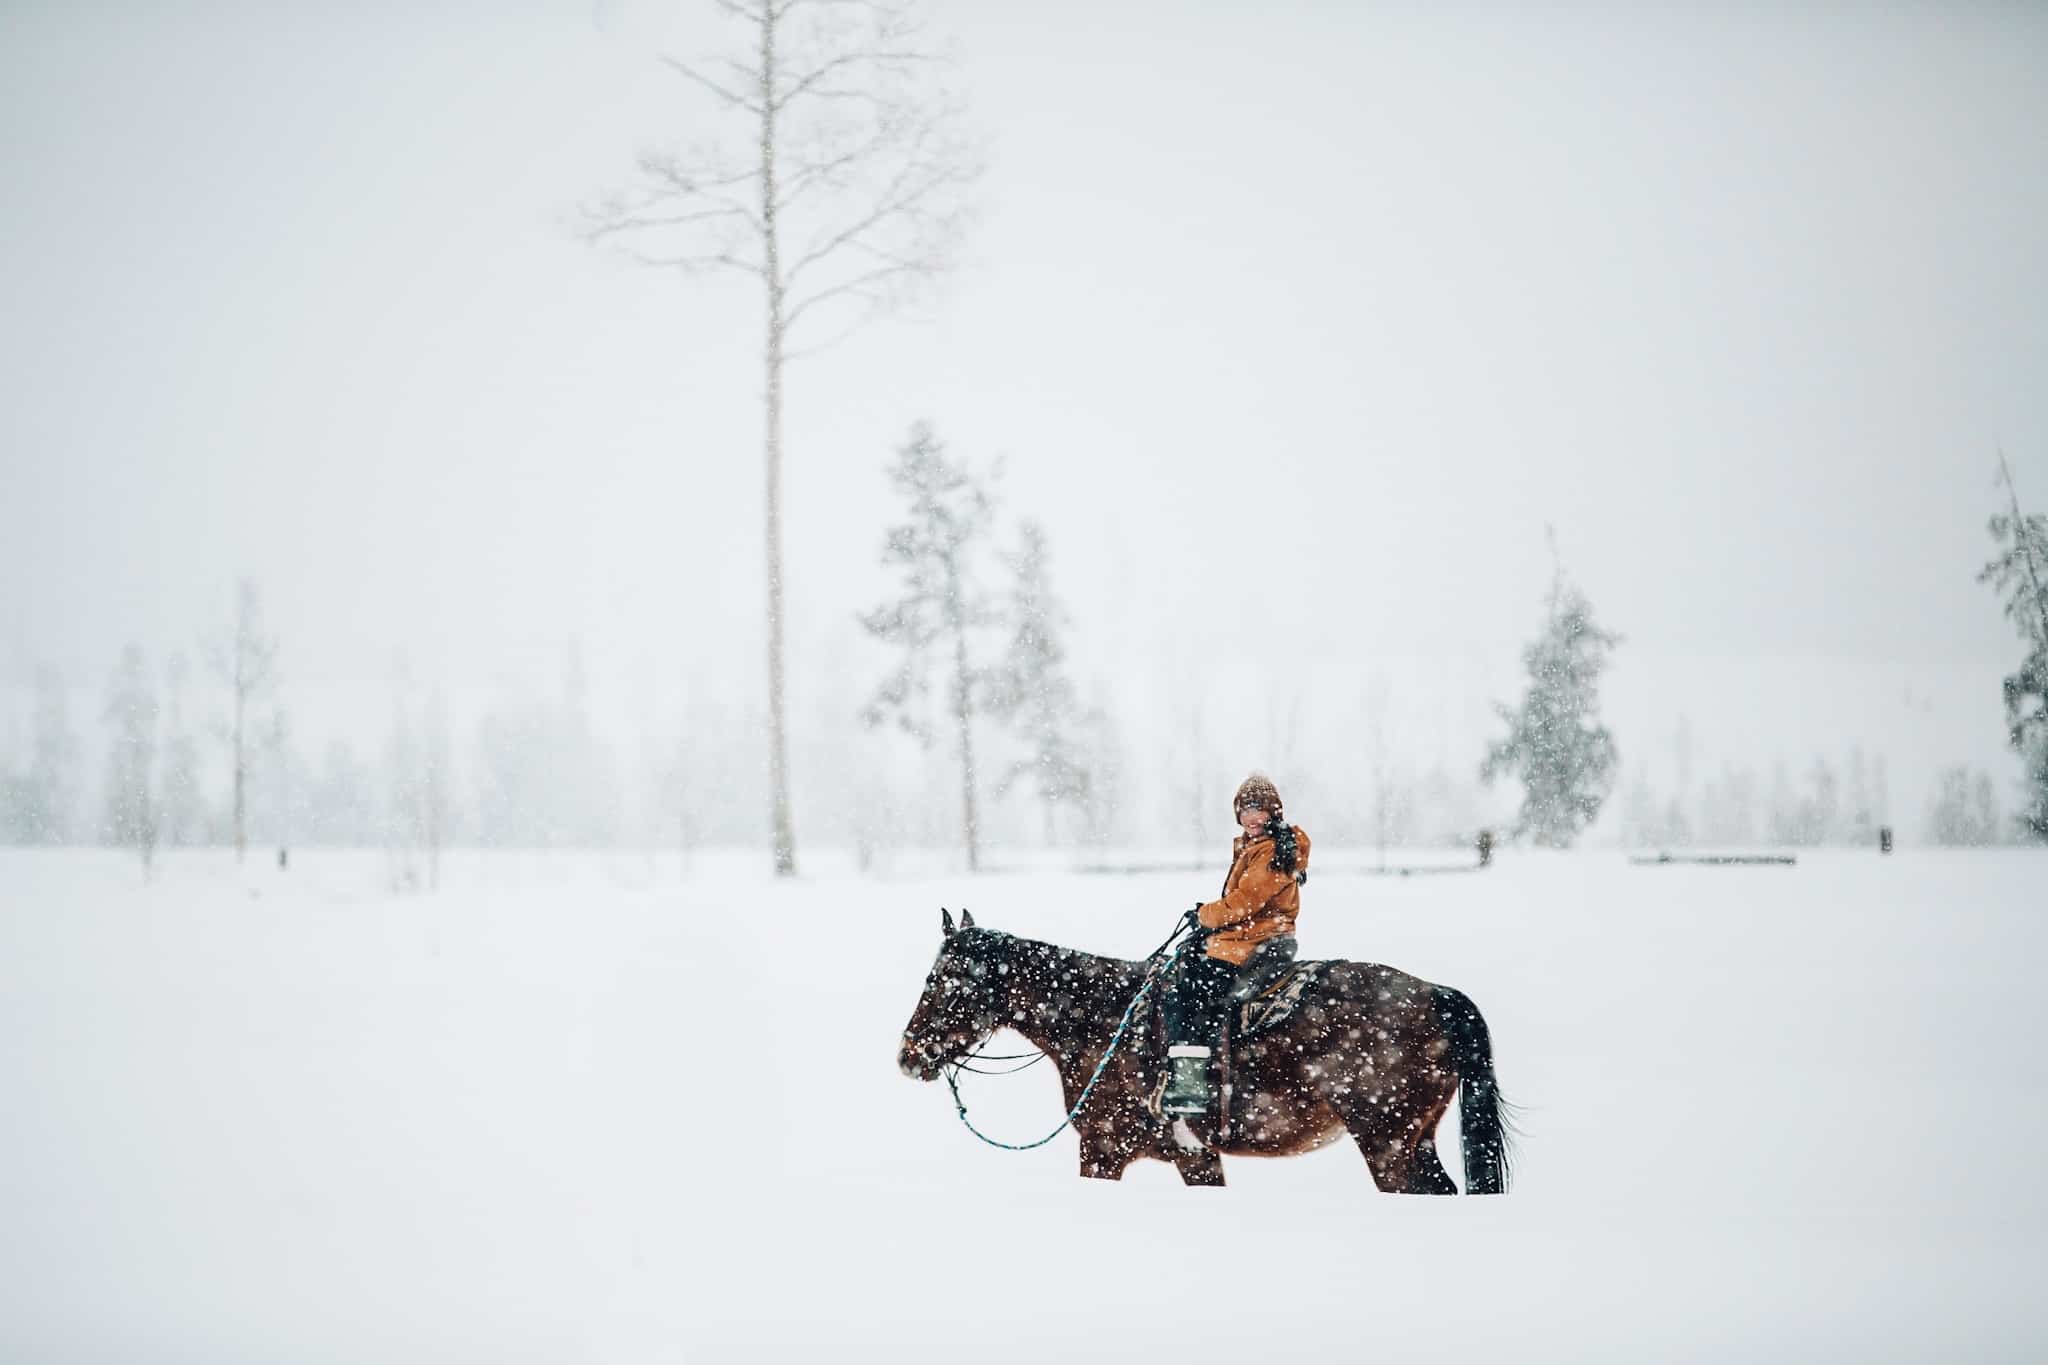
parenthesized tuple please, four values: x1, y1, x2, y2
(954, 928, 1147, 1051)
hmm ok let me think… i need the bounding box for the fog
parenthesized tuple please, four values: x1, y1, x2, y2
(4, 1, 2045, 858)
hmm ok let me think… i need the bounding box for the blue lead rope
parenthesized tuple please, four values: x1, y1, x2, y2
(943, 921, 1192, 1151)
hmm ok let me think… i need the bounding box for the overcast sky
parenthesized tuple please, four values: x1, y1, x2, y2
(3, 0, 2044, 831)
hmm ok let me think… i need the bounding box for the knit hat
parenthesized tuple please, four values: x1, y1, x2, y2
(1232, 773, 1283, 818)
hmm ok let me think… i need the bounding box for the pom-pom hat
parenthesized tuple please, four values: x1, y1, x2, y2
(1232, 773, 1283, 818)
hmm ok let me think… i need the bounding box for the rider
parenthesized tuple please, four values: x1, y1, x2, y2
(1160, 772, 1311, 1118)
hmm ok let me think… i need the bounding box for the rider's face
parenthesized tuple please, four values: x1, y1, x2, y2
(1239, 805, 1272, 839)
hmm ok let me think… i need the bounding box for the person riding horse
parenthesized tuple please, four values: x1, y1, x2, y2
(1159, 773, 1311, 1118)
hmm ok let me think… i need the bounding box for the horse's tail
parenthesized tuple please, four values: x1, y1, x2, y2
(1434, 986, 1513, 1195)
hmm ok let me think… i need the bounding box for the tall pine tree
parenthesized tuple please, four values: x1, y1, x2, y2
(1482, 547, 1621, 847)
(986, 520, 1090, 843)
(860, 422, 1002, 870)
(1978, 453, 2048, 840)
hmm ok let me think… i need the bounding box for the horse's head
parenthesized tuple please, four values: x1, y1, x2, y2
(898, 908, 1008, 1081)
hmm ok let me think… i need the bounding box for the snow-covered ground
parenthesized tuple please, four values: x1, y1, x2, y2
(2, 846, 2043, 1362)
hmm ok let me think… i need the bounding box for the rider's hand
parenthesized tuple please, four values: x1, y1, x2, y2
(1182, 905, 1205, 935)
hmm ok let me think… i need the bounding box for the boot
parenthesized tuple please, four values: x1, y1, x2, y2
(1160, 1044, 1212, 1117)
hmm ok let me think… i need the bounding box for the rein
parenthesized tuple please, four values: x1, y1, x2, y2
(941, 919, 1194, 1152)
(946, 1048, 1050, 1077)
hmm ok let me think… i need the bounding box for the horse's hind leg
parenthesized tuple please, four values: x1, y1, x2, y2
(1172, 1149, 1225, 1188)
(1351, 1130, 1412, 1193)
(1339, 1107, 1457, 1195)
(1405, 1138, 1459, 1195)
(1403, 1078, 1463, 1194)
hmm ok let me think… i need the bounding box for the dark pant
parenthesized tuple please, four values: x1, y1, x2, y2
(1163, 937, 1301, 1047)
(1161, 949, 1236, 1047)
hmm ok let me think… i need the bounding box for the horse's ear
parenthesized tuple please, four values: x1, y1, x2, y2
(960, 908, 976, 930)
(941, 908, 956, 937)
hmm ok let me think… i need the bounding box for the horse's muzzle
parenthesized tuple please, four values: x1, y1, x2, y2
(898, 1038, 944, 1081)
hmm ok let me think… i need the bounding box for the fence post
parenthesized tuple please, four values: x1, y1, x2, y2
(1477, 829, 1494, 867)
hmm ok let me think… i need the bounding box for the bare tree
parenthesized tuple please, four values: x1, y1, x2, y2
(588, 0, 979, 877)
(208, 578, 280, 863)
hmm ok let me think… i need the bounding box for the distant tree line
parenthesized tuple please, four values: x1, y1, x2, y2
(7, 450, 2043, 874)
(1619, 744, 1898, 849)
(0, 581, 282, 873)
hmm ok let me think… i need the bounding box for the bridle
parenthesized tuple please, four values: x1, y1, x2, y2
(933, 917, 1197, 1151)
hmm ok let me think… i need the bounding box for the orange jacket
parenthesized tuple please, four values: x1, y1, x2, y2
(1196, 827, 1310, 965)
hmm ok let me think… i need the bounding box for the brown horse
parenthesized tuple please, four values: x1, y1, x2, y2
(898, 910, 1512, 1192)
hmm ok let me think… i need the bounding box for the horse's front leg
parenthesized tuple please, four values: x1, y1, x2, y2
(1172, 1149, 1225, 1187)
(1076, 1118, 1139, 1181)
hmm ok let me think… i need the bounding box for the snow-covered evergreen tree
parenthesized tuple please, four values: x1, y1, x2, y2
(986, 519, 1090, 843)
(860, 422, 1003, 870)
(1978, 454, 2048, 840)
(101, 644, 160, 872)
(1481, 553, 1621, 847)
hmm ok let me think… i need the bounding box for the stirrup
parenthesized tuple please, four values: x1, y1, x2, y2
(1159, 1045, 1213, 1117)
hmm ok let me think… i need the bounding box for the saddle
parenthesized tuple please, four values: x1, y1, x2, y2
(1234, 960, 1329, 1035)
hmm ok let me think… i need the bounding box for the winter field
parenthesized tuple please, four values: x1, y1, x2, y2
(2, 846, 2044, 1363)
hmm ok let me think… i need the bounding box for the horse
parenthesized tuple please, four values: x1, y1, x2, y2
(898, 909, 1512, 1192)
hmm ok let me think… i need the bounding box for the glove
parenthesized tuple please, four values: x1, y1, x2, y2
(1182, 905, 1205, 935)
